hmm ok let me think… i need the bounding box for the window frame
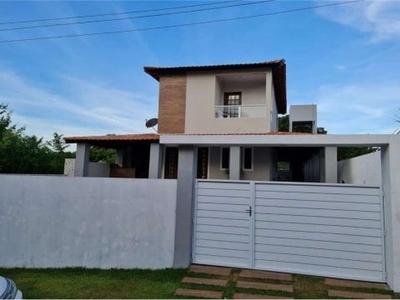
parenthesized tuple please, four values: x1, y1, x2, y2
(223, 92, 242, 118)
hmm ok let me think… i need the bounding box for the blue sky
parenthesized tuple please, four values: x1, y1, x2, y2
(0, 0, 399, 147)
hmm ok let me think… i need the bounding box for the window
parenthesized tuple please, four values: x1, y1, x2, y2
(221, 147, 230, 170)
(242, 147, 253, 170)
(223, 92, 241, 118)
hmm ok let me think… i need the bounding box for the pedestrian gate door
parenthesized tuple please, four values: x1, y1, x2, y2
(193, 180, 386, 282)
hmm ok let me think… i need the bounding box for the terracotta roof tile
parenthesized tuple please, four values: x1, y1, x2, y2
(64, 133, 159, 143)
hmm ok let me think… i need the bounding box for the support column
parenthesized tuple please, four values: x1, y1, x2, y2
(381, 137, 400, 292)
(148, 143, 163, 178)
(173, 145, 197, 267)
(324, 147, 337, 183)
(74, 143, 90, 177)
(229, 146, 241, 180)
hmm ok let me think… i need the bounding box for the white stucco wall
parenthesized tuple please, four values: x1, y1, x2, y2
(0, 175, 177, 269)
(337, 151, 381, 185)
(184, 69, 273, 134)
(270, 81, 278, 131)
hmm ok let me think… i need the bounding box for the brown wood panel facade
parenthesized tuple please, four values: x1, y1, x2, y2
(158, 75, 186, 133)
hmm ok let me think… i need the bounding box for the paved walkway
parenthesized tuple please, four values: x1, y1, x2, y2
(174, 264, 394, 299)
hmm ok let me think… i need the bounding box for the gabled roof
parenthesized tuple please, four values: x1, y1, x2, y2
(144, 59, 287, 113)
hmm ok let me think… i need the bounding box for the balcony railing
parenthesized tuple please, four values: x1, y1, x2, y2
(215, 105, 267, 118)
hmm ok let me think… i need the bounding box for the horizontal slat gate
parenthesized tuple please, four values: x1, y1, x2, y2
(193, 181, 251, 268)
(254, 183, 385, 282)
(193, 180, 385, 282)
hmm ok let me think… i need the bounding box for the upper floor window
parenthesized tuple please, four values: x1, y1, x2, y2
(223, 92, 241, 118)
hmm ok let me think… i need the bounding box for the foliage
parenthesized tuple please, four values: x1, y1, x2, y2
(278, 114, 289, 132)
(0, 104, 74, 174)
(47, 132, 69, 153)
(337, 147, 377, 161)
(90, 146, 116, 164)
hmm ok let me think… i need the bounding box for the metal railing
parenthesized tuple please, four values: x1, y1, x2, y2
(215, 105, 267, 118)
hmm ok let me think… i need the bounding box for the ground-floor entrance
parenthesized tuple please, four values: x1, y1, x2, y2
(192, 180, 386, 283)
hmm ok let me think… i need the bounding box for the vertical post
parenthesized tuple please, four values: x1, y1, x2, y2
(149, 143, 163, 178)
(173, 145, 197, 267)
(229, 146, 241, 180)
(324, 147, 337, 183)
(74, 143, 90, 177)
(381, 137, 400, 292)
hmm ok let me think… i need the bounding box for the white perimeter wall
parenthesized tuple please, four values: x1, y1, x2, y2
(337, 151, 381, 185)
(0, 175, 177, 269)
(64, 158, 110, 177)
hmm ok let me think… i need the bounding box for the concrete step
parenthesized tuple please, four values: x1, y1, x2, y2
(325, 278, 390, 290)
(189, 264, 232, 277)
(239, 269, 293, 281)
(174, 288, 223, 299)
(182, 276, 228, 287)
(234, 292, 293, 299)
(236, 280, 293, 293)
(328, 289, 392, 299)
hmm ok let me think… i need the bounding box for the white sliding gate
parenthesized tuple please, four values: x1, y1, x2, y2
(193, 180, 386, 282)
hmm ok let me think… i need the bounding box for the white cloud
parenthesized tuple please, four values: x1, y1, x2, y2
(315, 0, 400, 42)
(314, 82, 400, 134)
(0, 69, 158, 144)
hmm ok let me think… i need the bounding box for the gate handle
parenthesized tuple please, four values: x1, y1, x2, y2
(245, 206, 252, 216)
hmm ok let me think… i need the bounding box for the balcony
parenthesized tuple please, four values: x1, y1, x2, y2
(215, 105, 267, 118)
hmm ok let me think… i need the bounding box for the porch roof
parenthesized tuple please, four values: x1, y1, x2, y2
(64, 133, 159, 148)
(159, 132, 396, 147)
(144, 59, 287, 114)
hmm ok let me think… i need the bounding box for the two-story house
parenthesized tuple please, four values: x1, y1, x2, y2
(66, 59, 332, 183)
(143, 59, 330, 182)
(63, 60, 400, 289)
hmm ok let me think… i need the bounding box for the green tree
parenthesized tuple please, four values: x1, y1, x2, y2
(90, 146, 116, 164)
(278, 114, 289, 132)
(47, 132, 69, 153)
(0, 103, 74, 174)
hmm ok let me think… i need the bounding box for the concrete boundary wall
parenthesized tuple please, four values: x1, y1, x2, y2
(337, 151, 381, 185)
(0, 175, 177, 269)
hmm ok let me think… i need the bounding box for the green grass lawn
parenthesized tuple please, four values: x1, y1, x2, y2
(0, 268, 187, 299)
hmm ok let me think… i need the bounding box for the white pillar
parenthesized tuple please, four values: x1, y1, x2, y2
(74, 143, 90, 177)
(229, 146, 241, 180)
(381, 137, 400, 292)
(324, 147, 337, 183)
(148, 143, 163, 179)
